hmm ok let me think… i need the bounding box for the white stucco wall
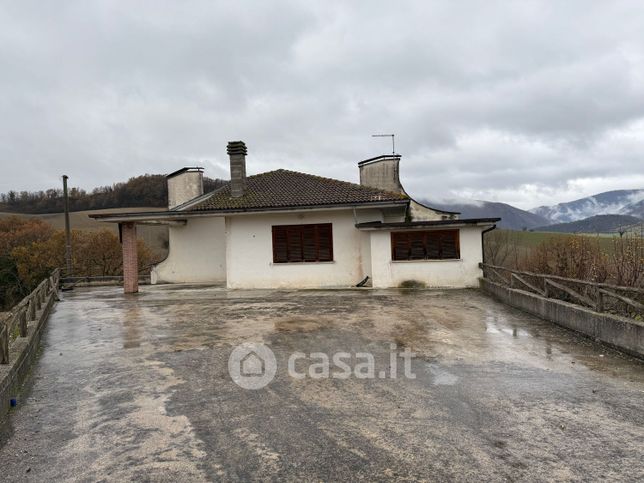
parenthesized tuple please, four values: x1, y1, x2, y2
(360, 231, 372, 282)
(369, 226, 484, 288)
(225, 210, 369, 289)
(408, 199, 455, 221)
(151, 216, 226, 283)
(149, 207, 485, 289)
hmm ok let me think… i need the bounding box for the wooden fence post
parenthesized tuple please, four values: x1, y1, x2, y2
(596, 287, 604, 313)
(19, 309, 27, 337)
(0, 325, 8, 364)
(28, 299, 36, 321)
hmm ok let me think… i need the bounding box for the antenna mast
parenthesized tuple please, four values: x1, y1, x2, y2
(371, 134, 396, 155)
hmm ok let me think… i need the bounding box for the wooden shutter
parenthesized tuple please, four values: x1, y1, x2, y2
(409, 232, 426, 260)
(391, 229, 460, 260)
(391, 232, 410, 260)
(317, 223, 333, 262)
(272, 226, 288, 263)
(426, 233, 441, 259)
(286, 226, 303, 262)
(439, 230, 459, 259)
(272, 223, 333, 263)
(302, 224, 317, 262)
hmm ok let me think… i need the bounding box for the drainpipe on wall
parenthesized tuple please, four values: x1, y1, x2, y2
(481, 224, 497, 264)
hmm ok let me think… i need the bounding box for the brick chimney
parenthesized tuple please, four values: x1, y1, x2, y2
(166, 167, 204, 209)
(227, 141, 247, 198)
(358, 155, 404, 193)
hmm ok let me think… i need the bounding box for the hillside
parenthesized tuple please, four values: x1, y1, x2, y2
(530, 189, 644, 224)
(0, 208, 169, 256)
(0, 174, 225, 214)
(534, 214, 642, 234)
(421, 199, 549, 230)
(621, 198, 644, 218)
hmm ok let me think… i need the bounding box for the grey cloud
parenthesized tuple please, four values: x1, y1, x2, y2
(0, 0, 643, 209)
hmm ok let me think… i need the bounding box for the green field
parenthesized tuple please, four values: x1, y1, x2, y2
(520, 229, 629, 246)
(0, 208, 169, 257)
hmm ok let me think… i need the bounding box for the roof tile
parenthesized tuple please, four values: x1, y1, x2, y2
(184, 169, 408, 212)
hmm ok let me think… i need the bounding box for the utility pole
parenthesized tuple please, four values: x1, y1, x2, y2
(62, 175, 72, 276)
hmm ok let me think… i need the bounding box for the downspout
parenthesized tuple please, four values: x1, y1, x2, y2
(481, 224, 497, 264)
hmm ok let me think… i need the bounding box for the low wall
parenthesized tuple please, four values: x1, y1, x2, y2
(0, 290, 56, 420)
(480, 278, 644, 359)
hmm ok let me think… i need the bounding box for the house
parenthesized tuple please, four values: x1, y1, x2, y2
(90, 141, 499, 293)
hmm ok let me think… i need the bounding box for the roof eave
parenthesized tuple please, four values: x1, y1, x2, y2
(186, 199, 409, 214)
(90, 200, 410, 223)
(355, 218, 501, 230)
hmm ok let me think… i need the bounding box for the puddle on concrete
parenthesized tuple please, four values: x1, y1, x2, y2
(2, 284, 642, 481)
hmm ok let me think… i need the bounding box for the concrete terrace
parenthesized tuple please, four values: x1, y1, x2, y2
(1, 285, 643, 481)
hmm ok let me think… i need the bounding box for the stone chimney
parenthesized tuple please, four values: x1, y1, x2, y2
(166, 167, 204, 209)
(358, 155, 404, 193)
(227, 141, 247, 198)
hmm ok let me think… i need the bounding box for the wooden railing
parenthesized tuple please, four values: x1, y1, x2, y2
(60, 263, 155, 287)
(480, 263, 644, 318)
(0, 269, 60, 364)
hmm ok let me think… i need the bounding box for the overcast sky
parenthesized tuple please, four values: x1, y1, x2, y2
(1, 1, 643, 209)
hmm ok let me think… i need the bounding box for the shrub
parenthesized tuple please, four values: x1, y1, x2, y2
(2, 218, 160, 309)
(399, 280, 427, 289)
(488, 230, 642, 288)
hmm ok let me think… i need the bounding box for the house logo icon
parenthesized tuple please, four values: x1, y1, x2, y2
(228, 343, 277, 389)
(240, 351, 265, 376)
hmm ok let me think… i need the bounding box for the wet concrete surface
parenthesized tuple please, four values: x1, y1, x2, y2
(0, 285, 643, 481)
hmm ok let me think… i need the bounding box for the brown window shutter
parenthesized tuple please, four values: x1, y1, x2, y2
(286, 226, 303, 262)
(426, 233, 440, 259)
(440, 230, 460, 259)
(391, 229, 460, 261)
(302, 224, 318, 262)
(272, 226, 288, 263)
(272, 223, 334, 263)
(317, 223, 333, 262)
(391, 232, 410, 260)
(409, 232, 426, 260)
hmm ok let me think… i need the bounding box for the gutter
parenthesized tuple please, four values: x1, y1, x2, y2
(481, 224, 497, 264)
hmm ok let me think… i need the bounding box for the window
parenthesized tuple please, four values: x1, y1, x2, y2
(272, 223, 333, 263)
(391, 230, 460, 261)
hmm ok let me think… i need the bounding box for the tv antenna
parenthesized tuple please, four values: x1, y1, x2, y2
(371, 134, 396, 155)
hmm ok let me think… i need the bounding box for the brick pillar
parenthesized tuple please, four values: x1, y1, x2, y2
(121, 222, 139, 294)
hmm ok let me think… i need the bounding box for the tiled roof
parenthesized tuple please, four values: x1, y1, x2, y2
(182, 169, 409, 212)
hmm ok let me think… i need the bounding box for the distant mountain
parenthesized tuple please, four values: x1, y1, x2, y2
(620, 198, 644, 219)
(530, 189, 644, 224)
(534, 214, 642, 234)
(422, 199, 550, 230)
